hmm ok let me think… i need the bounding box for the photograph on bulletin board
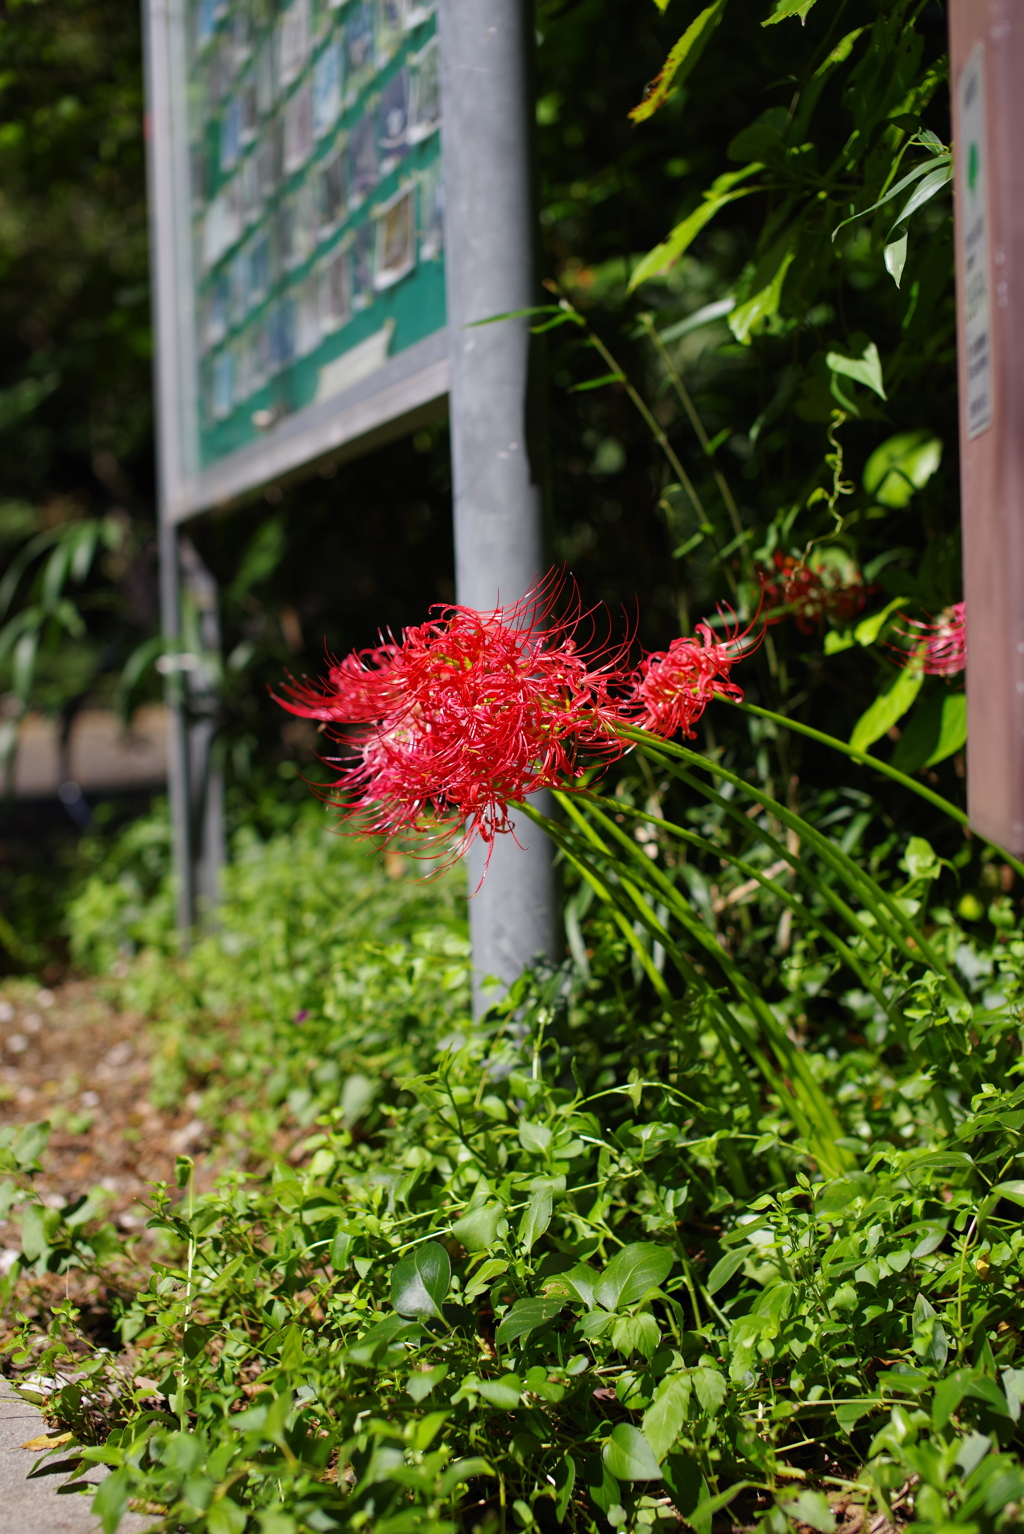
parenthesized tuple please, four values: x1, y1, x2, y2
(178, 0, 446, 478)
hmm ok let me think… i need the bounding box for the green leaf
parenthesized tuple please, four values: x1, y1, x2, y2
(780, 1492, 836, 1533)
(854, 598, 905, 647)
(495, 1295, 564, 1346)
(93, 1467, 130, 1534)
(630, 1, 730, 124)
(517, 1121, 552, 1154)
(390, 1242, 451, 1319)
(628, 177, 760, 290)
(518, 1187, 553, 1254)
(643, 1373, 693, 1460)
(602, 1423, 663, 1481)
(912, 1291, 949, 1368)
(729, 249, 796, 345)
(762, 0, 818, 23)
(554, 1454, 576, 1522)
(464, 1257, 508, 1303)
(832, 153, 951, 241)
(477, 1373, 522, 1409)
(885, 228, 909, 287)
(568, 371, 626, 393)
(451, 1203, 504, 1253)
(925, 693, 967, 767)
(596, 1241, 674, 1310)
(438, 1458, 495, 1498)
(891, 690, 966, 774)
(863, 430, 943, 507)
(825, 340, 886, 401)
(849, 665, 924, 754)
(407, 1364, 449, 1403)
(693, 1366, 728, 1415)
(706, 1248, 746, 1294)
(208, 1500, 248, 1534)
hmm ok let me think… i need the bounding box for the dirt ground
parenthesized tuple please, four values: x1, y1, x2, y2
(0, 975, 208, 1332)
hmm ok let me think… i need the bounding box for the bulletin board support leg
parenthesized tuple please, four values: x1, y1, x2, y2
(159, 519, 196, 938)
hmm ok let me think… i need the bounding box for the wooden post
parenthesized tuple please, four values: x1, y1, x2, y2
(950, 2, 1024, 850)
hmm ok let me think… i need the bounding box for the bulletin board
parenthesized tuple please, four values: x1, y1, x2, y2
(145, 0, 449, 523)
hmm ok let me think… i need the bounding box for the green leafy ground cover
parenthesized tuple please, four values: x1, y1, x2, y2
(3, 765, 1024, 1534)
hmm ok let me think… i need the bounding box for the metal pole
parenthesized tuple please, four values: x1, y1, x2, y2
(179, 538, 226, 915)
(158, 522, 196, 932)
(437, 0, 556, 1012)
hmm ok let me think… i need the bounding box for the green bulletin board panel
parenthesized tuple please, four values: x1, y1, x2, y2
(188, 0, 446, 471)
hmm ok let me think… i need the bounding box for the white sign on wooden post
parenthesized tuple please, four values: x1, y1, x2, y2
(950, 1, 1024, 851)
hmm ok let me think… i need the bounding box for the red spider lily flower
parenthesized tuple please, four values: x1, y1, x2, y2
(763, 552, 866, 634)
(898, 600, 966, 678)
(274, 578, 634, 862)
(632, 611, 754, 739)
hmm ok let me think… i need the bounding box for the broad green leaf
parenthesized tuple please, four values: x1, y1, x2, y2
(902, 836, 940, 881)
(562, 1263, 599, 1309)
(602, 1423, 663, 1481)
(863, 430, 943, 507)
(517, 1121, 552, 1154)
(729, 250, 795, 345)
(390, 1241, 451, 1319)
(628, 182, 759, 290)
(464, 1257, 508, 1303)
(849, 665, 923, 755)
(208, 1500, 248, 1534)
(554, 1454, 576, 1522)
(781, 1492, 836, 1533)
(763, 0, 818, 23)
(595, 1241, 674, 1310)
(990, 1180, 1024, 1206)
(518, 1187, 552, 1253)
(706, 1248, 746, 1294)
(643, 1373, 693, 1460)
(477, 1373, 521, 1409)
(495, 1295, 564, 1345)
(891, 689, 964, 774)
(1003, 1368, 1024, 1423)
(689, 1482, 753, 1532)
(854, 597, 905, 647)
(912, 1291, 949, 1368)
(925, 692, 967, 767)
(438, 1458, 495, 1497)
(93, 1467, 131, 1534)
(451, 1203, 504, 1253)
(611, 1311, 661, 1359)
(629, 0, 729, 124)
(825, 341, 885, 400)
(885, 228, 909, 287)
(407, 1364, 449, 1403)
(693, 1366, 728, 1415)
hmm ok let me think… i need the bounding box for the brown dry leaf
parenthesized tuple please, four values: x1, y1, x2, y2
(19, 1431, 73, 1451)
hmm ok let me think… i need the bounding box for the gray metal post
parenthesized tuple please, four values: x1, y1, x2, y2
(157, 520, 195, 933)
(437, 0, 557, 1012)
(179, 539, 227, 915)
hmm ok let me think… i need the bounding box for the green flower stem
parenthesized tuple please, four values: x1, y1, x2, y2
(728, 697, 1024, 883)
(579, 784, 909, 1045)
(518, 800, 764, 1119)
(622, 726, 964, 997)
(557, 793, 848, 1163)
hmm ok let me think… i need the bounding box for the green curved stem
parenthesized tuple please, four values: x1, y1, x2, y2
(725, 698, 1024, 883)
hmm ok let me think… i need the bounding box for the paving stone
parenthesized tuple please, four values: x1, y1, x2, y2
(0, 1378, 152, 1533)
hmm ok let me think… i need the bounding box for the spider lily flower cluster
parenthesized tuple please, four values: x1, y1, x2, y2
(763, 551, 866, 634)
(275, 578, 755, 864)
(898, 600, 966, 678)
